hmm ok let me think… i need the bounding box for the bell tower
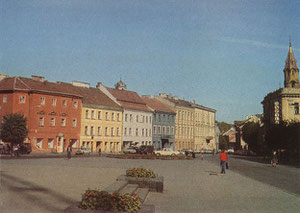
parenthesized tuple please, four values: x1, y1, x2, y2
(284, 41, 299, 88)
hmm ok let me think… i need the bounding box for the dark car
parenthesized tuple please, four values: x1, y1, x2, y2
(19, 143, 32, 154)
(136, 145, 154, 155)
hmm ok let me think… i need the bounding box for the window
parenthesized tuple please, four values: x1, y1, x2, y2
(172, 127, 174, 135)
(50, 118, 55, 126)
(124, 128, 127, 136)
(142, 129, 144, 136)
(294, 103, 299, 115)
(149, 129, 151, 136)
(62, 100, 67, 107)
(91, 110, 95, 119)
(98, 111, 102, 120)
(36, 138, 43, 149)
(39, 117, 44, 127)
(98, 126, 102, 136)
(145, 129, 148, 137)
(111, 127, 114, 136)
(125, 114, 128, 122)
(111, 112, 115, 121)
(129, 128, 132, 136)
(3, 96, 7, 103)
(153, 126, 156, 134)
(167, 127, 170, 135)
(149, 116, 151, 123)
(40, 97, 45, 105)
(74, 101, 78, 108)
(136, 128, 138, 136)
(90, 126, 94, 136)
(85, 126, 88, 135)
(48, 138, 54, 148)
(105, 112, 109, 121)
(163, 127, 166, 135)
(158, 126, 161, 134)
(72, 119, 77, 127)
(117, 113, 120, 121)
(85, 110, 89, 119)
(146, 116, 148, 123)
(61, 118, 66, 126)
(52, 98, 57, 106)
(116, 127, 120, 136)
(136, 115, 139, 122)
(130, 114, 133, 122)
(105, 127, 108, 136)
(19, 96, 25, 103)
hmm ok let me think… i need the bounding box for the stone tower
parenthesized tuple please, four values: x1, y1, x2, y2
(114, 79, 127, 90)
(284, 42, 299, 88)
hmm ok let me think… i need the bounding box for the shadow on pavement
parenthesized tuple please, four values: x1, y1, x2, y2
(1, 171, 75, 212)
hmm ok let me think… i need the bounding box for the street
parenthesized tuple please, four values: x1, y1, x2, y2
(1, 154, 300, 213)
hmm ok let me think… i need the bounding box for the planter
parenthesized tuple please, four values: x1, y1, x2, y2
(116, 175, 163, 192)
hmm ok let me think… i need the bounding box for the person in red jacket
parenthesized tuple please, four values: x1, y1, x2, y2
(219, 149, 228, 174)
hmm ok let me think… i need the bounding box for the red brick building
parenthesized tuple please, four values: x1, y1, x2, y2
(0, 75, 82, 152)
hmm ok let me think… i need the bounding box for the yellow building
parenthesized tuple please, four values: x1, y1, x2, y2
(155, 94, 194, 151)
(68, 81, 123, 153)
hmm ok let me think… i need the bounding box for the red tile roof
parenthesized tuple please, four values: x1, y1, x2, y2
(141, 96, 175, 114)
(106, 87, 151, 112)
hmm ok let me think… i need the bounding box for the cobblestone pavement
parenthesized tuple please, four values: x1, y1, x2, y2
(1, 155, 299, 213)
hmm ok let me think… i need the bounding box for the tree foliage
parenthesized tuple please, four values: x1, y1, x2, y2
(0, 113, 28, 145)
(242, 122, 261, 153)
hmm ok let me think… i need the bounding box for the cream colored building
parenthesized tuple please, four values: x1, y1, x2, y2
(192, 103, 216, 151)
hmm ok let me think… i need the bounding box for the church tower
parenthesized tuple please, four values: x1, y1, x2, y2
(284, 42, 299, 88)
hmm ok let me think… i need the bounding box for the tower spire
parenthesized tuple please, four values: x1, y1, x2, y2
(284, 40, 299, 88)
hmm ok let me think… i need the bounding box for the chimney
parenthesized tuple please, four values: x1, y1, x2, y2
(173, 96, 178, 100)
(96, 82, 102, 89)
(32, 75, 45, 82)
(72, 81, 90, 88)
(0, 74, 8, 81)
(159, 93, 167, 98)
(191, 100, 195, 104)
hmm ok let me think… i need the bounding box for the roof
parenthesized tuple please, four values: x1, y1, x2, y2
(162, 97, 193, 108)
(58, 83, 121, 109)
(0, 76, 82, 98)
(285, 42, 298, 70)
(141, 96, 175, 114)
(106, 87, 151, 112)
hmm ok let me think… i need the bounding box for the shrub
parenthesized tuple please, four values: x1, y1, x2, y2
(79, 189, 142, 212)
(126, 168, 156, 178)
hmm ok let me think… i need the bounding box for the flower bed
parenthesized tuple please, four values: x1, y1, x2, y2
(79, 189, 142, 212)
(126, 168, 156, 178)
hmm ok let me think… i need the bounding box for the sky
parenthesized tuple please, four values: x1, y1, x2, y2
(1, 0, 299, 123)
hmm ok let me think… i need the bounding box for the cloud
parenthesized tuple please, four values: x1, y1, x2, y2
(213, 36, 298, 51)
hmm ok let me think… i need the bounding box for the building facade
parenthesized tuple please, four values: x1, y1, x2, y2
(0, 75, 82, 152)
(192, 103, 216, 151)
(262, 42, 300, 132)
(98, 81, 153, 149)
(141, 96, 176, 150)
(65, 81, 123, 153)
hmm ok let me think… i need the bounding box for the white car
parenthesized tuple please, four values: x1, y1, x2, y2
(154, 148, 184, 157)
(75, 148, 92, 155)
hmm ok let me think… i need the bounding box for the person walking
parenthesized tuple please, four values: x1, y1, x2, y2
(67, 145, 72, 159)
(98, 147, 101, 157)
(271, 151, 278, 167)
(219, 149, 228, 174)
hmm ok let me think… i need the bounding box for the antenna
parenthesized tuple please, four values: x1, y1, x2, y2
(289, 35, 291, 46)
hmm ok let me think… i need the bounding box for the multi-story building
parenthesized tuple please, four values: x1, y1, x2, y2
(0, 75, 82, 152)
(262, 42, 300, 132)
(192, 102, 216, 151)
(98, 80, 152, 149)
(62, 81, 123, 153)
(141, 96, 176, 150)
(155, 94, 194, 151)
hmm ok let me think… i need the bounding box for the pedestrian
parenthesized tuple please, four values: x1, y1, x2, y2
(201, 149, 204, 160)
(16, 144, 20, 157)
(67, 145, 72, 159)
(219, 149, 228, 174)
(98, 147, 101, 157)
(271, 151, 278, 167)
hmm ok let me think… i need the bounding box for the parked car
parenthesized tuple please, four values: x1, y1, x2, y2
(227, 148, 234, 153)
(136, 145, 154, 154)
(154, 148, 184, 157)
(123, 146, 137, 154)
(75, 147, 92, 155)
(181, 149, 194, 156)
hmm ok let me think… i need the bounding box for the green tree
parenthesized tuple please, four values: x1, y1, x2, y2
(0, 113, 28, 145)
(242, 122, 261, 153)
